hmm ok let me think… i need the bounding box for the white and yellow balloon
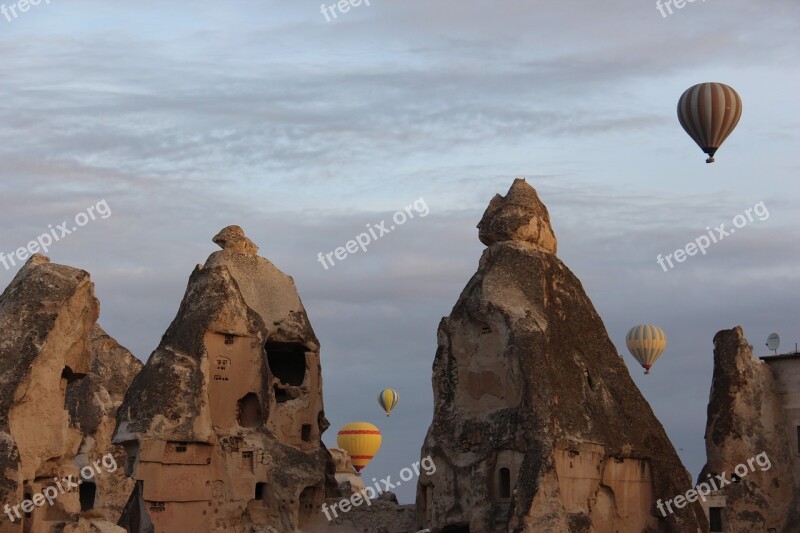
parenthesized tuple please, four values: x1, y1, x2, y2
(626, 325, 667, 375)
(377, 388, 399, 417)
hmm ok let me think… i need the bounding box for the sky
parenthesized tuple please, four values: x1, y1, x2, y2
(1, 0, 798, 504)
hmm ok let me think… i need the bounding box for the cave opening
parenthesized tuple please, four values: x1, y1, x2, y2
(440, 525, 470, 533)
(255, 482, 267, 502)
(265, 341, 307, 386)
(274, 386, 289, 404)
(237, 393, 262, 428)
(80, 482, 96, 511)
(498, 467, 511, 499)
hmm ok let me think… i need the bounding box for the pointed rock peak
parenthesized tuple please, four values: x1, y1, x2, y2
(25, 253, 51, 267)
(477, 178, 557, 253)
(212, 225, 258, 255)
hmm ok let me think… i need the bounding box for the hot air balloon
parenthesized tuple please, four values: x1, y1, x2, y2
(377, 388, 399, 417)
(677, 82, 742, 163)
(626, 324, 667, 375)
(337, 422, 382, 473)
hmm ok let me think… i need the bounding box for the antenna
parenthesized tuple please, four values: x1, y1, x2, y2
(765, 333, 780, 355)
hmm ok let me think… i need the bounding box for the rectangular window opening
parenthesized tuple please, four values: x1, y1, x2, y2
(709, 507, 723, 532)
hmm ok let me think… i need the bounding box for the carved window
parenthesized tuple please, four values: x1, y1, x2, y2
(149, 501, 166, 512)
(80, 482, 96, 511)
(175, 443, 188, 453)
(224, 334, 235, 345)
(709, 507, 723, 532)
(498, 468, 511, 499)
(242, 451, 253, 459)
(301, 424, 312, 442)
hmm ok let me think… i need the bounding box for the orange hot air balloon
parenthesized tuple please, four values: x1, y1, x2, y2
(337, 422, 382, 473)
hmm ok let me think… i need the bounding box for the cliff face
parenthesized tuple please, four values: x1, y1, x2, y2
(113, 226, 337, 533)
(701, 327, 800, 532)
(0, 255, 139, 533)
(416, 179, 706, 533)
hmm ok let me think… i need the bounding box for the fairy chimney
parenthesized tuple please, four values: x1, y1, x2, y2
(0, 255, 140, 533)
(113, 226, 337, 532)
(416, 179, 707, 532)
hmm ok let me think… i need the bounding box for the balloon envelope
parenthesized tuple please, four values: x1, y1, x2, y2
(337, 422, 382, 473)
(677, 82, 742, 163)
(377, 388, 400, 416)
(626, 325, 667, 374)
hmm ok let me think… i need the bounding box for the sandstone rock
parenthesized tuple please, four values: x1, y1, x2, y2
(308, 495, 418, 533)
(0, 255, 141, 532)
(62, 517, 127, 533)
(329, 448, 366, 496)
(114, 227, 337, 532)
(699, 326, 800, 532)
(477, 177, 557, 253)
(416, 179, 706, 532)
(212, 224, 259, 256)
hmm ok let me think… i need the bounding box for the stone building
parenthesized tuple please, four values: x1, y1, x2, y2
(700, 327, 800, 532)
(760, 349, 800, 481)
(416, 179, 706, 532)
(0, 255, 141, 533)
(113, 226, 338, 532)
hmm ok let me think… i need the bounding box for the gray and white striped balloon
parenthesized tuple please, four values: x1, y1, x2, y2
(677, 82, 742, 163)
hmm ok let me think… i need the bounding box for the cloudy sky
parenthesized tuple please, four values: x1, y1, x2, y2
(1, 0, 798, 503)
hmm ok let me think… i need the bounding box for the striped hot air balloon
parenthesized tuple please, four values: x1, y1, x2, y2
(677, 82, 742, 163)
(626, 324, 667, 375)
(337, 422, 382, 473)
(377, 388, 399, 417)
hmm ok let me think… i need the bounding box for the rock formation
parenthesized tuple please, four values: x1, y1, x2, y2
(329, 448, 366, 496)
(416, 179, 706, 532)
(304, 449, 418, 532)
(113, 225, 338, 532)
(700, 327, 800, 532)
(0, 255, 141, 533)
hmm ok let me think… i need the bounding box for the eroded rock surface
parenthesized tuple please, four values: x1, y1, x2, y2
(114, 226, 337, 532)
(700, 327, 800, 532)
(416, 179, 705, 532)
(0, 255, 139, 533)
(329, 448, 365, 496)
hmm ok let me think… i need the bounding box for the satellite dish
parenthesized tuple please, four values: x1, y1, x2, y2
(766, 333, 780, 354)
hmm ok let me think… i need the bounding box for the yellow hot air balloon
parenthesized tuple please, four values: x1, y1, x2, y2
(626, 324, 667, 375)
(337, 422, 382, 473)
(677, 82, 742, 163)
(377, 388, 399, 417)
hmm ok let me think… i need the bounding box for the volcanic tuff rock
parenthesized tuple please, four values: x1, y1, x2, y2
(416, 178, 706, 532)
(329, 448, 366, 496)
(114, 225, 338, 532)
(700, 327, 800, 532)
(0, 255, 140, 533)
